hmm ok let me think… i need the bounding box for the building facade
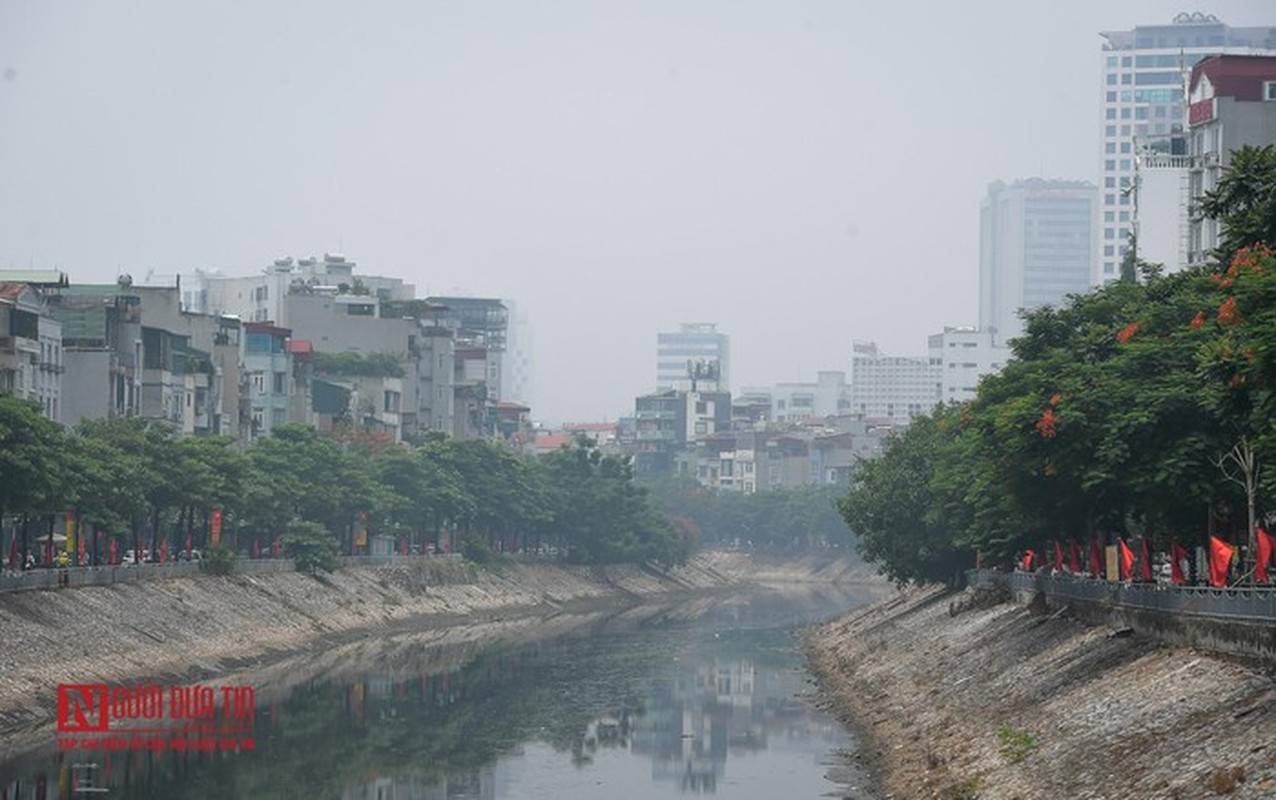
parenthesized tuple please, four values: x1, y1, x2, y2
(1186, 54, 1276, 265)
(848, 341, 939, 426)
(656, 323, 730, 393)
(979, 179, 1097, 342)
(927, 327, 1009, 404)
(1100, 13, 1276, 278)
(0, 283, 62, 422)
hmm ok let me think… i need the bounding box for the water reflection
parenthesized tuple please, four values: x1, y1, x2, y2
(1, 585, 880, 799)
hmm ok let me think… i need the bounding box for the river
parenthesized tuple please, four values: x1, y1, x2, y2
(1, 584, 881, 799)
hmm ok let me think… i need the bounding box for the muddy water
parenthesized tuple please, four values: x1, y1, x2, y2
(0, 585, 882, 799)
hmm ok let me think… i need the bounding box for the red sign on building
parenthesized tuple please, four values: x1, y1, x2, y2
(1188, 98, 1215, 126)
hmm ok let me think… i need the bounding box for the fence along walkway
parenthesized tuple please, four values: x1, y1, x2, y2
(970, 569, 1276, 622)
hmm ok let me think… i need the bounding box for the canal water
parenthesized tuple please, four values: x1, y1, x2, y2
(1, 585, 881, 799)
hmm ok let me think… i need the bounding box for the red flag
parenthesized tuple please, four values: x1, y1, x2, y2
(399, 536, 408, 556)
(109, 538, 118, 565)
(1119, 540, 1135, 580)
(1209, 536, 1235, 588)
(1256, 529, 1274, 583)
(1021, 549, 1034, 571)
(1170, 542, 1189, 585)
(1053, 541, 1064, 571)
(1089, 538, 1103, 576)
(1139, 538, 1153, 581)
(160, 539, 168, 563)
(1069, 541, 1081, 573)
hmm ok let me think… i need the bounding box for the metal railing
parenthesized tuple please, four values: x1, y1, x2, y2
(971, 569, 1276, 622)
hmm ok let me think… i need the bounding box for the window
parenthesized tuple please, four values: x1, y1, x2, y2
(1105, 109, 1116, 120)
(1104, 194, 1115, 206)
(1106, 74, 1117, 85)
(1105, 125, 1116, 137)
(1105, 228, 1115, 240)
(1134, 107, 1148, 120)
(1120, 141, 1131, 153)
(1119, 211, 1129, 222)
(1121, 56, 1131, 67)
(695, 400, 707, 413)
(1104, 159, 1116, 171)
(1104, 211, 1114, 222)
(1105, 142, 1116, 154)
(1106, 91, 1117, 102)
(1106, 56, 1117, 67)
(1104, 263, 1116, 275)
(1266, 81, 1276, 101)
(1104, 245, 1114, 256)
(273, 371, 286, 394)
(1121, 73, 1132, 85)
(1120, 125, 1131, 136)
(1120, 108, 1131, 119)
(1155, 105, 1167, 117)
(1119, 158, 1131, 170)
(250, 372, 264, 393)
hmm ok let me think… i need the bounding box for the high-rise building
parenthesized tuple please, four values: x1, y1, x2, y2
(979, 179, 1097, 342)
(1099, 13, 1276, 278)
(656, 323, 729, 393)
(927, 327, 1009, 404)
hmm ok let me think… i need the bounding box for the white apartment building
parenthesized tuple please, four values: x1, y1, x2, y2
(848, 341, 940, 426)
(979, 179, 1097, 342)
(738, 371, 851, 424)
(0, 283, 62, 423)
(1100, 13, 1276, 278)
(656, 323, 729, 393)
(1187, 54, 1276, 265)
(927, 327, 1009, 404)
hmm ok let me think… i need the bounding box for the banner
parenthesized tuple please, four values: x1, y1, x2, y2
(1139, 538, 1153, 581)
(65, 512, 76, 555)
(1257, 529, 1274, 583)
(1021, 549, 1034, 571)
(1119, 540, 1135, 580)
(210, 508, 223, 547)
(1069, 541, 1081, 573)
(1170, 542, 1189, 585)
(1089, 538, 1104, 576)
(1208, 536, 1235, 588)
(1053, 541, 1064, 572)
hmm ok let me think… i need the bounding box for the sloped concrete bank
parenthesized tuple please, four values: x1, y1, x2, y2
(0, 551, 868, 751)
(804, 586, 1276, 800)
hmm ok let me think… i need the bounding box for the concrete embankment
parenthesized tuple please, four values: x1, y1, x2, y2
(0, 550, 866, 750)
(805, 585, 1276, 800)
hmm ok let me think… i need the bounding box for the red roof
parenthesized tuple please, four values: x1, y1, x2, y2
(533, 434, 573, 452)
(0, 283, 27, 300)
(287, 339, 314, 356)
(1191, 55, 1276, 103)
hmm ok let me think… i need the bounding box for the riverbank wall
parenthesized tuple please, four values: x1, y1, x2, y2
(805, 586, 1276, 800)
(0, 550, 869, 750)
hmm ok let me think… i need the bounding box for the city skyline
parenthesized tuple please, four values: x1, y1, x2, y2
(2, 2, 1273, 423)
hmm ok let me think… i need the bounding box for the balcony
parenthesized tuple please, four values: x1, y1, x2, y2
(636, 429, 676, 442)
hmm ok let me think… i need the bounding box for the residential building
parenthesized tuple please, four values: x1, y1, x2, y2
(979, 179, 1097, 342)
(656, 323, 729, 393)
(848, 341, 940, 426)
(427, 297, 509, 439)
(738, 372, 850, 425)
(1100, 13, 1276, 277)
(927, 327, 1009, 404)
(242, 322, 293, 439)
(1187, 54, 1276, 265)
(187, 253, 415, 325)
(0, 281, 63, 422)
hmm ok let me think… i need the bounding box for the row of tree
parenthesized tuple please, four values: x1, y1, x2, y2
(838, 145, 1276, 585)
(0, 406, 690, 570)
(646, 476, 857, 554)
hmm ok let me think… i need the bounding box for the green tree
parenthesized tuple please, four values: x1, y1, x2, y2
(1198, 144, 1276, 264)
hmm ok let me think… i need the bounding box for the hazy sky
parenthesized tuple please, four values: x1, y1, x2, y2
(1, 1, 1270, 423)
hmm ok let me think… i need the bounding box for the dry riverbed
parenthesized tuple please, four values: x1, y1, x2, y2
(804, 585, 1276, 800)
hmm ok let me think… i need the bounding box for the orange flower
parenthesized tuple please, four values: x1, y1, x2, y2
(1116, 322, 1141, 344)
(1218, 296, 1241, 326)
(1189, 311, 1206, 329)
(1049, 393, 1063, 407)
(1036, 408, 1057, 439)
